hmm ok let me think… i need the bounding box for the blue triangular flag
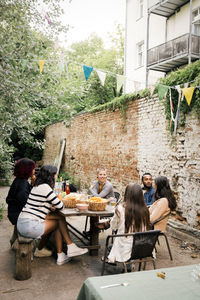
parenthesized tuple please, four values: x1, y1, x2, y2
(83, 65, 93, 81)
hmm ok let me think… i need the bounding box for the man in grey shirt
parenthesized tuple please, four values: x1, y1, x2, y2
(89, 167, 115, 199)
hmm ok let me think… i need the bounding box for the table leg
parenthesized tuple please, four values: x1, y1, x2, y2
(89, 216, 99, 256)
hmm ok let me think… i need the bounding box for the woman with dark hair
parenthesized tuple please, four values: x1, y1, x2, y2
(6, 158, 36, 226)
(107, 183, 150, 263)
(149, 176, 176, 232)
(17, 165, 88, 265)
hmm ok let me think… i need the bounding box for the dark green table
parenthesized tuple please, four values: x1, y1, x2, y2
(77, 264, 200, 300)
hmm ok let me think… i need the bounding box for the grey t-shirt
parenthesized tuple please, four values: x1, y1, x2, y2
(89, 180, 115, 199)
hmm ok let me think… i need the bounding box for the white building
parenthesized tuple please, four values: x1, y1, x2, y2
(124, 0, 200, 93)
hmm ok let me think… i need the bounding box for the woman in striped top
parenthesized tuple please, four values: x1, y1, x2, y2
(17, 165, 88, 265)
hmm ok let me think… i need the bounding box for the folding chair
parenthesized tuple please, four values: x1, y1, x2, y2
(101, 230, 161, 275)
(151, 212, 173, 260)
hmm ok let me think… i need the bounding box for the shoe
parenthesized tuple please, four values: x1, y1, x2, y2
(95, 221, 110, 230)
(67, 243, 88, 257)
(57, 252, 71, 265)
(34, 247, 52, 257)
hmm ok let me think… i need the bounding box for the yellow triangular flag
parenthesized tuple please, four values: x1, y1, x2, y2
(38, 60, 45, 74)
(182, 87, 195, 106)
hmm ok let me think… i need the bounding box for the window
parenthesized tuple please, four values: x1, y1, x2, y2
(139, 0, 144, 18)
(137, 42, 144, 67)
(192, 7, 200, 35)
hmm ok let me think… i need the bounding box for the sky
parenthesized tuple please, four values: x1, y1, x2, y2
(59, 0, 126, 47)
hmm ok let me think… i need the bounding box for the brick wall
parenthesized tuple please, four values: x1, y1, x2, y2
(43, 97, 200, 228)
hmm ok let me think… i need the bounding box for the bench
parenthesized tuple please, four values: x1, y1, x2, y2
(12, 231, 37, 280)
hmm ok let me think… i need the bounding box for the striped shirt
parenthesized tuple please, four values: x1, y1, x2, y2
(19, 183, 64, 222)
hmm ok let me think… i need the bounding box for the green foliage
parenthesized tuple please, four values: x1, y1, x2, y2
(0, 1, 125, 180)
(0, 203, 5, 220)
(157, 60, 200, 132)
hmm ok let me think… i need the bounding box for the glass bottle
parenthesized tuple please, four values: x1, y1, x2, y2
(65, 181, 70, 194)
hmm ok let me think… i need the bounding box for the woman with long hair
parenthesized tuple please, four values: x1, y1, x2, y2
(149, 176, 176, 232)
(17, 165, 88, 265)
(107, 183, 150, 263)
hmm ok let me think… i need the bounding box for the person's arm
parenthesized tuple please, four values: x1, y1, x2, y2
(89, 181, 99, 196)
(97, 183, 113, 198)
(149, 198, 169, 223)
(16, 181, 31, 209)
(47, 189, 64, 210)
(110, 206, 122, 231)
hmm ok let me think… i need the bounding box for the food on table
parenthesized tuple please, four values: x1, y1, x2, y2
(88, 197, 108, 211)
(76, 203, 89, 211)
(61, 193, 89, 208)
(157, 272, 166, 279)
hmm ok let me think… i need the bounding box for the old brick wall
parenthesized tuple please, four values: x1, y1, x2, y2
(43, 96, 200, 228)
(43, 99, 139, 196)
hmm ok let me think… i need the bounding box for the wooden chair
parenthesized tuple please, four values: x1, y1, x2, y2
(151, 212, 173, 260)
(101, 230, 161, 275)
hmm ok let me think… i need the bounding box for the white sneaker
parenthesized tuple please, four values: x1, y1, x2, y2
(34, 247, 52, 257)
(57, 252, 71, 265)
(67, 243, 88, 257)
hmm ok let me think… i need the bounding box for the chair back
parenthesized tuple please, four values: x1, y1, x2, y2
(131, 230, 161, 259)
(114, 191, 121, 205)
(151, 212, 171, 232)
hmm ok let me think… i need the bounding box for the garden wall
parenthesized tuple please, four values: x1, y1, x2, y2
(43, 96, 200, 228)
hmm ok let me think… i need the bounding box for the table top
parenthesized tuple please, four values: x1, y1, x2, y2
(61, 205, 114, 217)
(77, 264, 200, 300)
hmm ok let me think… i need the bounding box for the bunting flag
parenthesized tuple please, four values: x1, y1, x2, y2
(45, 13, 51, 25)
(83, 65, 93, 81)
(59, 61, 65, 73)
(134, 81, 141, 92)
(182, 87, 195, 106)
(149, 85, 155, 96)
(54, 37, 59, 51)
(38, 60, 45, 74)
(169, 88, 175, 122)
(157, 84, 169, 101)
(21, 59, 27, 72)
(117, 75, 126, 93)
(96, 70, 106, 86)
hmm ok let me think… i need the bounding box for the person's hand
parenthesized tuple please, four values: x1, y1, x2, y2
(50, 206, 56, 212)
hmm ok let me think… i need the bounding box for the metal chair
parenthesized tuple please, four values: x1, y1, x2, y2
(151, 212, 173, 260)
(101, 230, 161, 275)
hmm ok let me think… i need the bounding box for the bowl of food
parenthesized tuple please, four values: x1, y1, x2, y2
(88, 197, 108, 211)
(62, 193, 77, 208)
(76, 203, 89, 211)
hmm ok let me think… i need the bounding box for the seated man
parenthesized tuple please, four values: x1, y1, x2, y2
(89, 167, 115, 199)
(142, 172, 155, 207)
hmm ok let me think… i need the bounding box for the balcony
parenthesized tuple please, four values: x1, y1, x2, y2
(147, 33, 200, 72)
(148, 0, 190, 18)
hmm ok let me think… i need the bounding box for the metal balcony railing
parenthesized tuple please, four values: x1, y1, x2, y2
(147, 33, 200, 67)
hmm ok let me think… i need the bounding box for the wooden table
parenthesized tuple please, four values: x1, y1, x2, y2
(61, 206, 114, 256)
(77, 264, 200, 300)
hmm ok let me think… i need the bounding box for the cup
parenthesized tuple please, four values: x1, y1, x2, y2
(110, 197, 116, 207)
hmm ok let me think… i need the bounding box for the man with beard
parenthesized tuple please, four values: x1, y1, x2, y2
(142, 172, 155, 207)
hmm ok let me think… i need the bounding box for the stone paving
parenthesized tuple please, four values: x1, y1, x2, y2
(0, 186, 200, 300)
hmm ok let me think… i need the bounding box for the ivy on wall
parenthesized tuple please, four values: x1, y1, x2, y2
(156, 59, 200, 132)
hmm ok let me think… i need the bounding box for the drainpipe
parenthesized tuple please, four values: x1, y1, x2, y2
(188, 0, 193, 64)
(146, 10, 150, 88)
(124, 0, 128, 93)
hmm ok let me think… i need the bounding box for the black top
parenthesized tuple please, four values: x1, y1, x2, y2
(6, 178, 32, 225)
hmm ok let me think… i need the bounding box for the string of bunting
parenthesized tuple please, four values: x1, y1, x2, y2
(5, 56, 149, 93)
(157, 82, 197, 135)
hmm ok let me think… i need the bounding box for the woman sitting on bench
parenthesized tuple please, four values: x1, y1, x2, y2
(17, 165, 88, 265)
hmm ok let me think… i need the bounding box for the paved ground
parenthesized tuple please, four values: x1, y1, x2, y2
(0, 186, 200, 300)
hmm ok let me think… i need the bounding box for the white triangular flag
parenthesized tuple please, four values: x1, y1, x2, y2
(96, 70, 106, 86)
